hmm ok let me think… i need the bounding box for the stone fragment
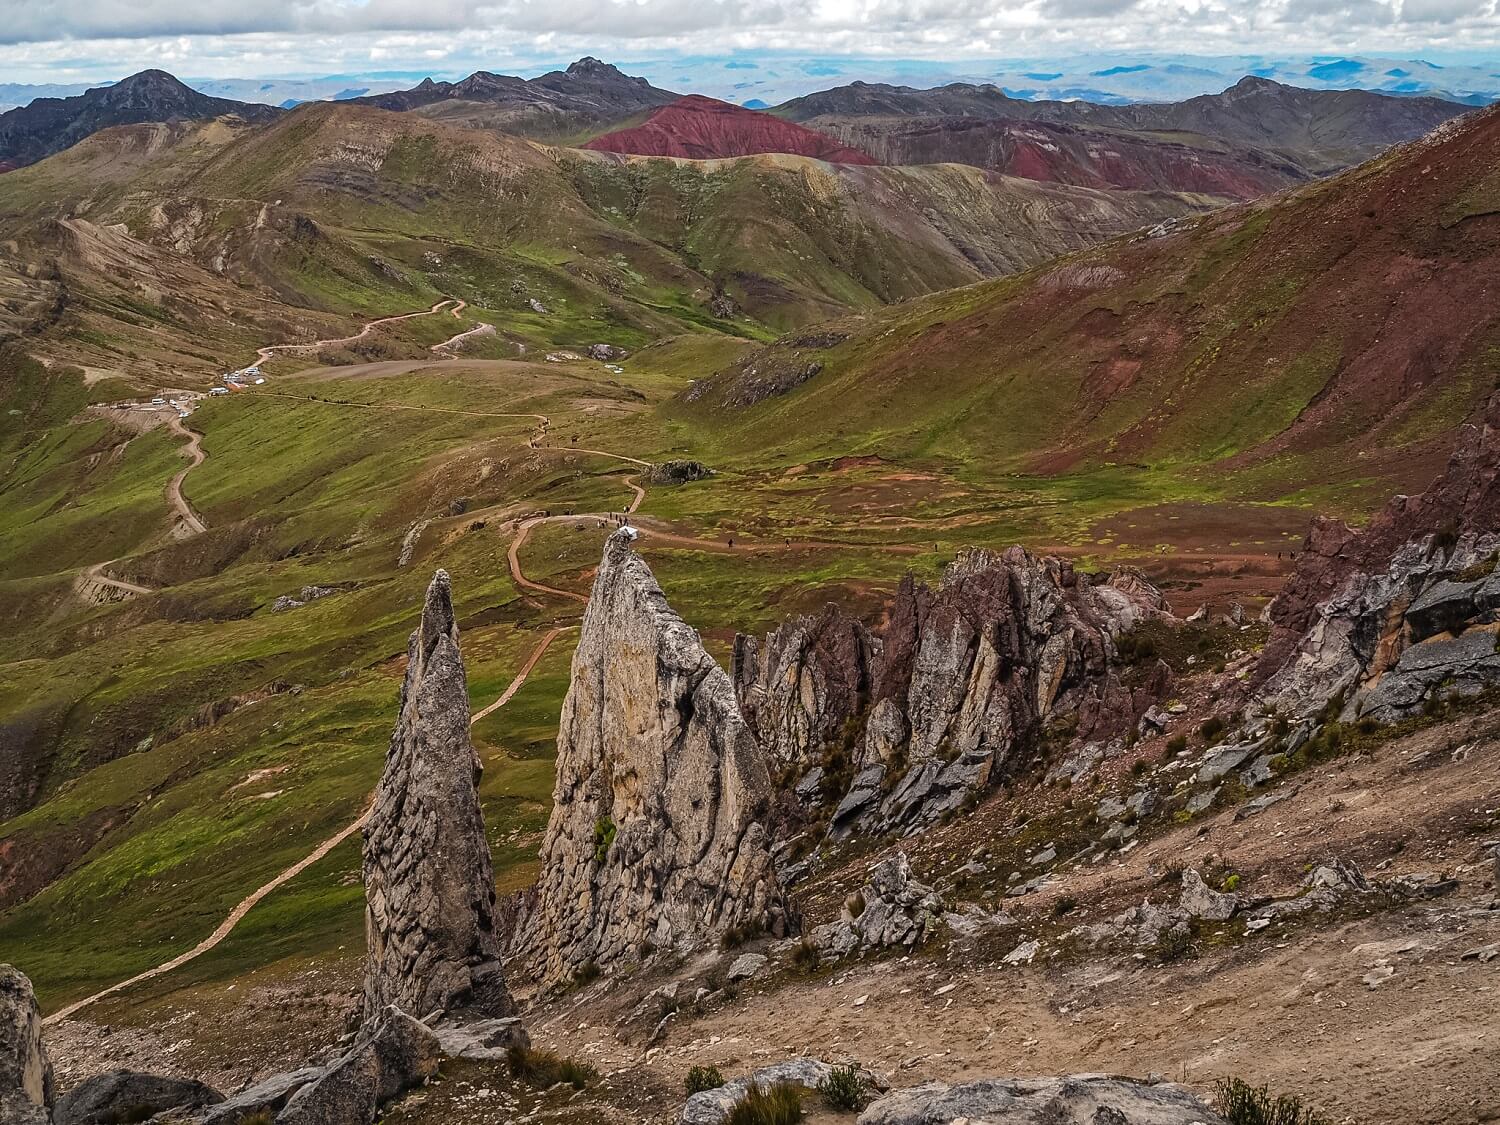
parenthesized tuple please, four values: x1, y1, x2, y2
(856, 1074, 1225, 1125)
(55, 1071, 223, 1125)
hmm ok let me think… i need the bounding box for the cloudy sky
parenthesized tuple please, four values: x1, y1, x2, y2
(2, 0, 1498, 84)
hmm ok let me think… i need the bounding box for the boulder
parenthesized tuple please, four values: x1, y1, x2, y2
(645, 459, 714, 485)
(55, 1071, 223, 1125)
(520, 529, 789, 987)
(0, 966, 53, 1125)
(360, 570, 515, 1022)
(276, 1006, 441, 1125)
(1177, 869, 1237, 922)
(199, 1068, 323, 1125)
(856, 1074, 1225, 1125)
(812, 853, 943, 960)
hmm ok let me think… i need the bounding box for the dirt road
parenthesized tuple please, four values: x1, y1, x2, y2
(253, 299, 460, 369)
(165, 415, 208, 535)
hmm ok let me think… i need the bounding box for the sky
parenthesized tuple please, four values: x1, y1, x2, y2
(1, 0, 1498, 85)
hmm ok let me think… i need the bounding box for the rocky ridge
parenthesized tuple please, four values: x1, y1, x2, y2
(734, 548, 1171, 843)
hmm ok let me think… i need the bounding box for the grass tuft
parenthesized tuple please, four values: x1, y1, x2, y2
(818, 1063, 869, 1111)
(725, 1081, 803, 1125)
(1216, 1077, 1331, 1125)
(686, 1065, 726, 1095)
(506, 1044, 598, 1090)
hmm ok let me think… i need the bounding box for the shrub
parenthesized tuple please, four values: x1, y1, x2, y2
(1131, 759, 1149, 777)
(1222, 872, 1242, 892)
(1052, 895, 1079, 917)
(686, 1065, 726, 1095)
(507, 1044, 598, 1090)
(720, 916, 766, 950)
(725, 1082, 804, 1125)
(789, 939, 821, 973)
(1152, 924, 1193, 963)
(819, 1063, 869, 1111)
(572, 959, 601, 986)
(1215, 1077, 1332, 1125)
(1166, 734, 1188, 755)
(1198, 716, 1226, 743)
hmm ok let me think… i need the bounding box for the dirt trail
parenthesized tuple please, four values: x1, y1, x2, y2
(252, 300, 458, 368)
(431, 322, 495, 354)
(47, 614, 572, 1026)
(165, 415, 208, 534)
(470, 626, 572, 727)
(80, 560, 154, 597)
(44, 810, 370, 1026)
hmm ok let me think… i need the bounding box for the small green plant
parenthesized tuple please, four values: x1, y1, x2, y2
(1222, 872, 1242, 892)
(1215, 1077, 1332, 1125)
(1198, 716, 1226, 743)
(506, 1044, 599, 1090)
(818, 1063, 869, 1111)
(1152, 924, 1193, 963)
(593, 816, 617, 864)
(725, 1081, 803, 1125)
(686, 1065, 727, 1095)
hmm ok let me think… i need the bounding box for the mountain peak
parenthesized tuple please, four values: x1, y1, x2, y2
(566, 57, 622, 80)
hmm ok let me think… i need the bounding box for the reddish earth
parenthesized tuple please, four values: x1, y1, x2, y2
(582, 95, 877, 164)
(814, 116, 1293, 199)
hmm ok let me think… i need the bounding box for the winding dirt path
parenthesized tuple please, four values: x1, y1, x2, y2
(431, 322, 495, 354)
(252, 299, 459, 369)
(81, 560, 154, 597)
(165, 415, 208, 535)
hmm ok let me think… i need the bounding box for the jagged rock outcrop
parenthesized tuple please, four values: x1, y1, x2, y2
(734, 549, 1170, 836)
(733, 604, 879, 774)
(521, 528, 790, 987)
(0, 966, 52, 1125)
(55, 1071, 223, 1125)
(1255, 393, 1500, 728)
(812, 852, 944, 959)
(361, 571, 514, 1023)
(856, 1075, 1225, 1125)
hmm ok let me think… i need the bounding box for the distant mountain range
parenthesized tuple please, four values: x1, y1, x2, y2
(0, 61, 1476, 205)
(348, 57, 679, 143)
(0, 70, 278, 172)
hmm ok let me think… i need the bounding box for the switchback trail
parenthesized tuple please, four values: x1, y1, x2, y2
(80, 560, 154, 597)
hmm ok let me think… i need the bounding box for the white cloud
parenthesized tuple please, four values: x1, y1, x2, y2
(1, 0, 1499, 82)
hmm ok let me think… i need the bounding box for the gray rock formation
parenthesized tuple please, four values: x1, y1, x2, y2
(276, 1006, 442, 1125)
(522, 529, 790, 987)
(646, 459, 714, 485)
(812, 852, 944, 959)
(1257, 393, 1500, 727)
(0, 966, 52, 1125)
(200, 1068, 323, 1125)
(856, 1074, 1225, 1125)
(734, 549, 1170, 836)
(55, 1071, 222, 1125)
(361, 570, 514, 1022)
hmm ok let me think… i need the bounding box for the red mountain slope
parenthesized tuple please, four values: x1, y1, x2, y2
(583, 95, 876, 164)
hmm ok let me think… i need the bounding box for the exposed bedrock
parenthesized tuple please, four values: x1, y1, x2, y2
(361, 570, 515, 1023)
(520, 529, 791, 987)
(733, 548, 1171, 837)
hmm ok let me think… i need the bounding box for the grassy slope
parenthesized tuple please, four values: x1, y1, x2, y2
(659, 106, 1500, 523)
